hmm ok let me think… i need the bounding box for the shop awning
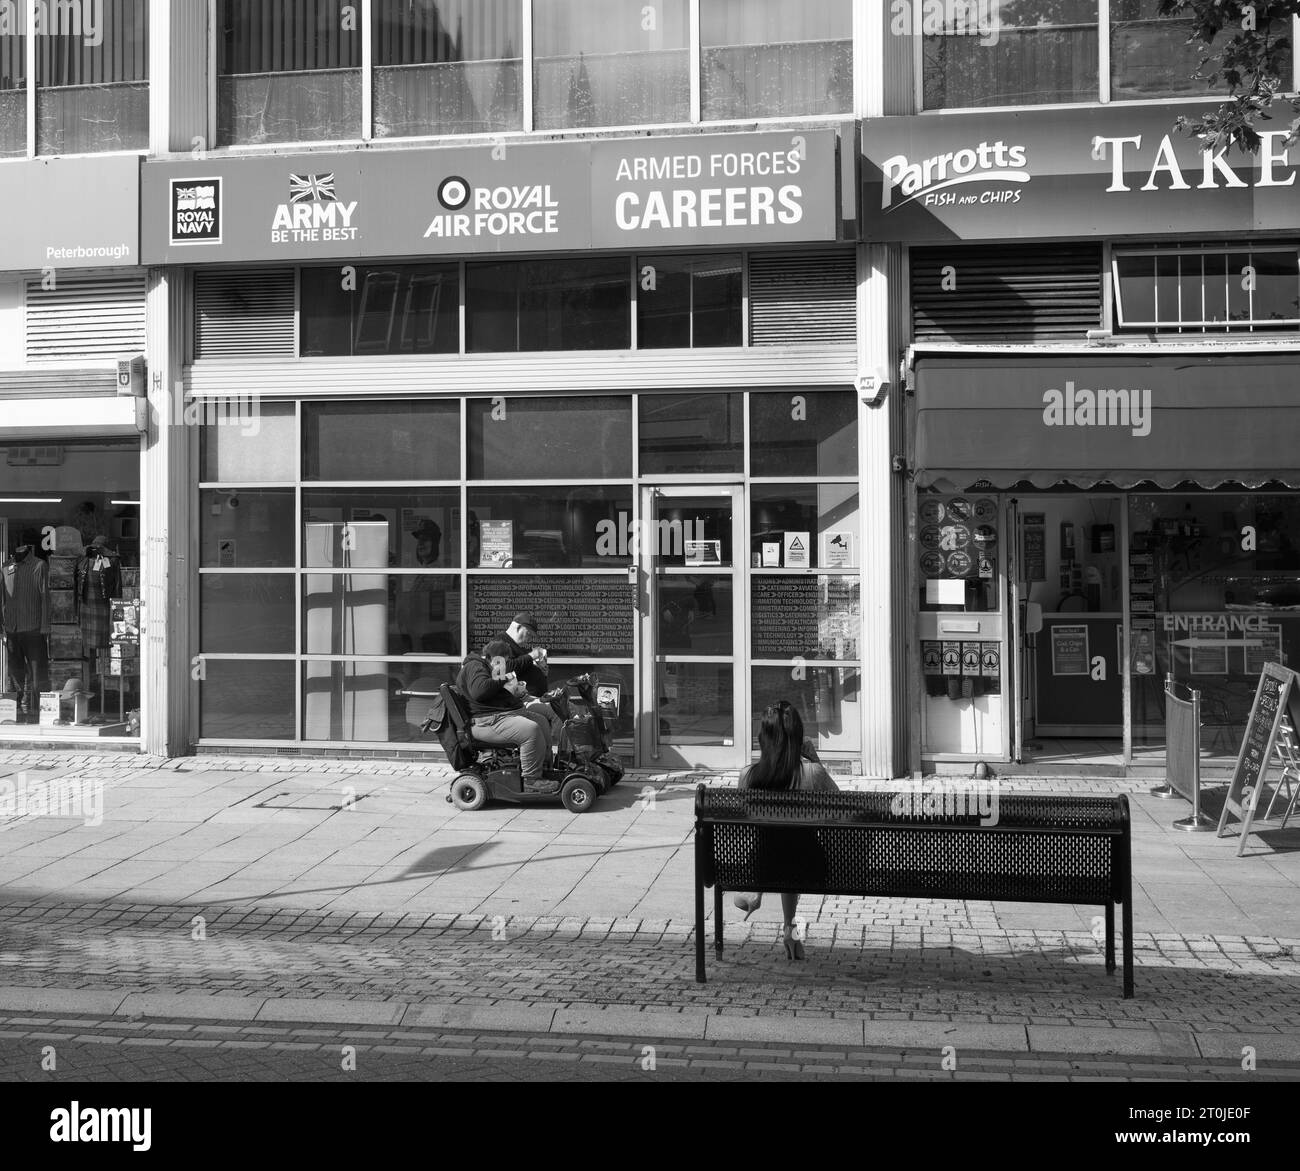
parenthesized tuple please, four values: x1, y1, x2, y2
(913, 351, 1300, 491)
(0, 395, 138, 439)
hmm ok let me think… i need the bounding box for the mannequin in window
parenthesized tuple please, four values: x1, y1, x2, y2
(2, 528, 51, 717)
(75, 535, 121, 677)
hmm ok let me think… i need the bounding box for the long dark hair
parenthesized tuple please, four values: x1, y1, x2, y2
(746, 701, 805, 791)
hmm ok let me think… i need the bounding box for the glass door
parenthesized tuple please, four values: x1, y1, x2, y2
(638, 485, 746, 769)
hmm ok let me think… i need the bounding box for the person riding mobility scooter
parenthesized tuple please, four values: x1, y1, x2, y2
(400, 661, 625, 814)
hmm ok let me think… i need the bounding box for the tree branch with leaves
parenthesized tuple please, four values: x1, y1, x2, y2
(1157, 0, 1300, 153)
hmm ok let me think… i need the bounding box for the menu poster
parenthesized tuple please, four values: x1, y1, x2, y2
(1021, 513, 1046, 583)
(1218, 662, 1300, 856)
(1050, 625, 1089, 676)
(1189, 634, 1229, 676)
(1244, 626, 1284, 675)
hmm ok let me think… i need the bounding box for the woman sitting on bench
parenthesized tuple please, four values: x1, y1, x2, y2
(733, 701, 840, 959)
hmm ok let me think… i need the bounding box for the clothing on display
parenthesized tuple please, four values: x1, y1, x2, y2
(75, 536, 121, 653)
(2, 539, 52, 707)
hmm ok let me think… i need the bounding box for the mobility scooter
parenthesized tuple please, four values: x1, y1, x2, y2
(400, 673, 625, 814)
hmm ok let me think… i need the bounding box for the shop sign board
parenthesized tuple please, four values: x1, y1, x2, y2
(914, 352, 1300, 490)
(142, 131, 839, 265)
(863, 103, 1300, 242)
(0, 156, 140, 269)
(1218, 662, 1300, 856)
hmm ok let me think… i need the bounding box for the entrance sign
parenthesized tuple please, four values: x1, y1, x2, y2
(1217, 662, 1300, 856)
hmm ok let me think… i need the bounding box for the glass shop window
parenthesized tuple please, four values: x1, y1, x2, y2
(637, 254, 742, 349)
(467, 395, 633, 480)
(300, 264, 460, 357)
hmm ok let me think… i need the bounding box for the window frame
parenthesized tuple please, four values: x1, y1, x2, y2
(914, 3, 1300, 115)
(1112, 243, 1300, 333)
(0, 0, 152, 159)
(208, 0, 858, 149)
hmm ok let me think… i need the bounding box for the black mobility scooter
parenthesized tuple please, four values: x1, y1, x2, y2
(404, 674, 625, 814)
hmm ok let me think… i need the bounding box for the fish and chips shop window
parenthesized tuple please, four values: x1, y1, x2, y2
(1130, 492, 1300, 759)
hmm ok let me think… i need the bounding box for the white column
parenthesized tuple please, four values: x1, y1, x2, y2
(141, 268, 195, 757)
(858, 242, 905, 778)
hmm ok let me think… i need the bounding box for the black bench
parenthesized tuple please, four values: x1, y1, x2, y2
(694, 786, 1134, 997)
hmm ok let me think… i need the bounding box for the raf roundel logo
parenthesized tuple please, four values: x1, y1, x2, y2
(438, 176, 471, 211)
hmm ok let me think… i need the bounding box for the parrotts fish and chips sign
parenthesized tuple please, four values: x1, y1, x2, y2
(141, 131, 840, 264)
(862, 102, 1300, 242)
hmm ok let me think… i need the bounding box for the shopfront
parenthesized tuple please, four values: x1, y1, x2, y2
(911, 351, 1300, 770)
(192, 389, 862, 768)
(144, 128, 873, 768)
(0, 156, 145, 745)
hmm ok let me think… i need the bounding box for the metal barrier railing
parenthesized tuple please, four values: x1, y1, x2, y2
(1152, 674, 1213, 831)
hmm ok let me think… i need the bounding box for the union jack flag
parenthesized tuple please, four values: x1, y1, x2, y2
(290, 173, 337, 203)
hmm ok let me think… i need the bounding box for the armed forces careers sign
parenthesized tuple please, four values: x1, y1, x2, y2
(863, 101, 1300, 242)
(589, 130, 837, 247)
(141, 131, 841, 264)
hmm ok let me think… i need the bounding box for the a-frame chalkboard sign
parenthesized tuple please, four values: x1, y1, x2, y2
(1217, 661, 1300, 856)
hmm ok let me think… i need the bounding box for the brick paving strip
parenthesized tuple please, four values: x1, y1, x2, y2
(1, 750, 1298, 1071)
(1, 1012, 1295, 1082)
(0, 907, 1297, 1065)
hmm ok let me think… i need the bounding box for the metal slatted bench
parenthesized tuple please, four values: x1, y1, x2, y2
(694, 786, 1134, 997)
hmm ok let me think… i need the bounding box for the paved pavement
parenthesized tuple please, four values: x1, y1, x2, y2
(0, 750, 1298, 1082)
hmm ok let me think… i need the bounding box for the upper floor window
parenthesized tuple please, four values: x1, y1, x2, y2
(533, 0, 689, 130)
(1113, 246, 1300, 333)
(921, 1, 1290, 110)
(218, 0, 362, 146)
(373, 0, 522, 138)
(0, 29, 23, 157)
(215, 0, 852, 145)
(0, 0, 148, 156)
(701, 0, 853, 120)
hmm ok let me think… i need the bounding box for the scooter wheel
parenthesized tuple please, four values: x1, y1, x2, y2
(450, 774, 488, 812)
(560, 775, 597, 814)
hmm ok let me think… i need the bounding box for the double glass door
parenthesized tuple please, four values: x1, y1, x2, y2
(639, 485, 746, 769)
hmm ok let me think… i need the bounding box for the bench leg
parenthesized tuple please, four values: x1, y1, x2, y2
(715, 885, 724, 955)
(1104, 902, 1115, 974)
(694, 871, 706, 984)
(1122, 896, 1134, 999)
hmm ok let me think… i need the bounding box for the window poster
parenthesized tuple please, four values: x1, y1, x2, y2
(1051, 624, 1090, 676)
(822, 531, 853, 567)
(784, 532, 810, 569)
(1189, 632, 1229, 676)
(478, 520, 513, 567)
(1245, 626, 1284, 675)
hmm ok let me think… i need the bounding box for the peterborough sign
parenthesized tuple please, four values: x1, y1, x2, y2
(863, 102, 1300, 241)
